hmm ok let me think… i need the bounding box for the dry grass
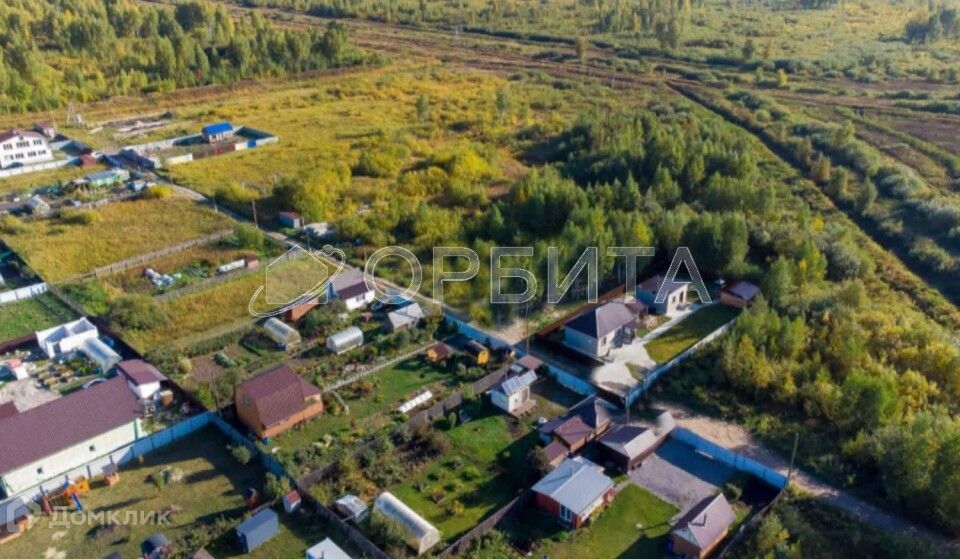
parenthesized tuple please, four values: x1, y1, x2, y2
(0, 198, 234, 282)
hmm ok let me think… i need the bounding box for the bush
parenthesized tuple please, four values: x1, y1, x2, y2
(229, 443, 253, 465)
(264, 472, 291, 500)
(59, 208, 101, 225)
(141, 185, 173, 199)
(0, 215, 23, 234)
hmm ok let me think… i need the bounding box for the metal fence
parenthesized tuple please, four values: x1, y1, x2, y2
(0, 282, 47, 306)
(626, 312, 739, 406)
(670, 427, 789, 490)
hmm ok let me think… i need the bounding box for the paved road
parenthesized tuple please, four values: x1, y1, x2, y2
(655, 401, 956, 546)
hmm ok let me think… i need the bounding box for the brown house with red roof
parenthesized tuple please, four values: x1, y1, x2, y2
(235, 365, 323, 440)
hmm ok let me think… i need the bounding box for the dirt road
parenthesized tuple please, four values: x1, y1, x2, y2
(655, 401, 956, 546)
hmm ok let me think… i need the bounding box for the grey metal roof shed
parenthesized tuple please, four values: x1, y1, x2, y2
(236, 508, 279, 553)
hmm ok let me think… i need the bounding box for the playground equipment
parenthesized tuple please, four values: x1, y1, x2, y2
(41, 477, 90, 513)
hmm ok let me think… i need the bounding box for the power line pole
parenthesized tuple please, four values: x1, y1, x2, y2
(786, 431, 799, 488)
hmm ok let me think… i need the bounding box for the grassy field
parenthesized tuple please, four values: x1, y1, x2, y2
(0, 293, 76, 341)
(540, 484, 678, 559)
(0, 198, 235, 282)
(120, 270, 264, 352)
(1, 427, 268, 559)
(645, 304, 741, 363)
(391, 403, 542, 543)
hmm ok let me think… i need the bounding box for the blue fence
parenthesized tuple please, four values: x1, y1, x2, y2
(671, 427, 789, 490)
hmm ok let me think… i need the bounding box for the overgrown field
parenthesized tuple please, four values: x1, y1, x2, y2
(0, 198, 234, 282)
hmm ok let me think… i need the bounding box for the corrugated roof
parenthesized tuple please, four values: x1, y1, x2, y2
(306, 538, 351, 559)
(337, 281, 372, 300)
(553, 416, 593, 447)
(565, 301, 637, 339)
(388, 303, 424, 329)
(0, 377, 141, 474)
(532, 457, 613, 516)
(723, 280, 760, 301)
(598, 424, 658, 460)
(201, 121, 233, 135)
(672, 493, 736, 551)
(117, 360, 166, 386)
(570, 396, 617, 431)
(237, 365, 320, 428)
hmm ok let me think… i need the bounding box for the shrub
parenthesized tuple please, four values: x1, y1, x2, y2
(229, 443, 253, 465)
(141, 185, 173, 199)
(264, 472, 291, 500)
(59, 208, 101, 225)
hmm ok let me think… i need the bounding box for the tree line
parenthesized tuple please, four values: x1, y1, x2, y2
(0, 0, 366, 113)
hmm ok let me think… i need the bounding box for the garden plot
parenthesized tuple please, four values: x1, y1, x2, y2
(0, 293, 76, 342)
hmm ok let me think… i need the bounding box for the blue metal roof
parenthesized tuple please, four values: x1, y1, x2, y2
(202, 121, 233, 135)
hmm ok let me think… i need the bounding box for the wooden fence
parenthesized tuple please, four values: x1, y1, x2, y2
(438, 491, 531, 556)
(63, 229, 234, 283)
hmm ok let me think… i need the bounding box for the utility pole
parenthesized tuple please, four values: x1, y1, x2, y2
(251, 199, 259, 229)
(786, 431, 799, 488)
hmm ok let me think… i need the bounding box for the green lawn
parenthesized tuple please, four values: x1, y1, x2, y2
(541, 484, 678, 559)
(391, 404, 542, 544)
(644, 304, 741, 363)
(0, 293, 76, 341)
(1, 427, 268, 559)
(270, 356, 457, 456)
(206, 504, 355, 559)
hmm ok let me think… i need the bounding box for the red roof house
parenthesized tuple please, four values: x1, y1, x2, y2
(234, 365, 323, 439)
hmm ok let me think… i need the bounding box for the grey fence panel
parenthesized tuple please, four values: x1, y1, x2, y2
(671, 428, 788, 489)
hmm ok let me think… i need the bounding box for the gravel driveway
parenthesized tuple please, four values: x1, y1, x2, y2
(629, 438, 734, 519)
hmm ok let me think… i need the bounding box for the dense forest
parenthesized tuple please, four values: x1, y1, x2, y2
(0, 0, 367, 113)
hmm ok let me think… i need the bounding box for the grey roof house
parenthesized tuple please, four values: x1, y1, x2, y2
(531, 456, 615, 529)
(562, 301, 639, 358)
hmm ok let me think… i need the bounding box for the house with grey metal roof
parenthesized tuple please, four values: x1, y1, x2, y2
(670, 493, 736, 559)
(562, 301, 639, 358)
(531, 456, 615, 529)
(385, 302, 424, 333)
(598, 411, 675, 471)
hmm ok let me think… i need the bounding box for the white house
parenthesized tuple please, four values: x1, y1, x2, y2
(35, 318, 99, 359)
(0, 376, 144, 498)
(636, 274, 690, 316)
(116, 360, 167, 400)
(563, 301, 639, 358)
(372, 492, 441, 556)
(327, 270, 374, 310)
(0, 129, 54, 168)
(489, 371, 538, 415)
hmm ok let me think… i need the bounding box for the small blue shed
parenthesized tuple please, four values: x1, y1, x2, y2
(236, 508, 279, 553)
(202, 121, 234, 143)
